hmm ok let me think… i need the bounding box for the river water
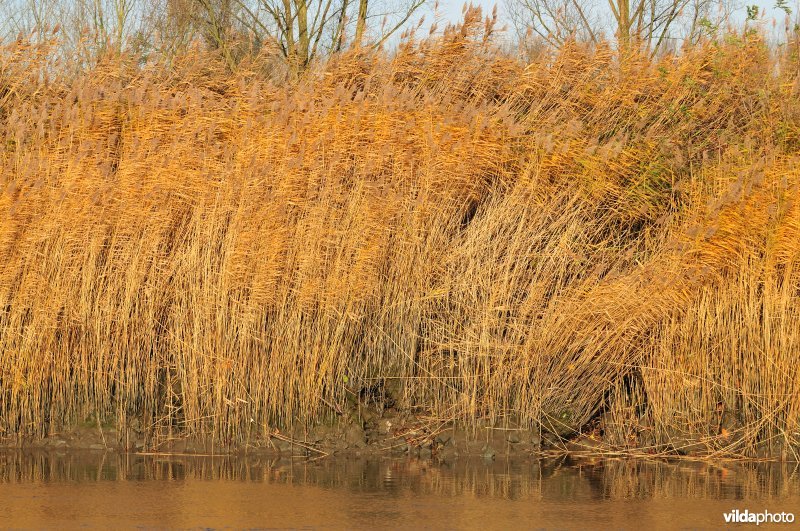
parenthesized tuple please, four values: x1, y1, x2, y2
(1, 451, 798, 529)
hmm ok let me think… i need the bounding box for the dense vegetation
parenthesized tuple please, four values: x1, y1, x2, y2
(1, 13, 799, 458)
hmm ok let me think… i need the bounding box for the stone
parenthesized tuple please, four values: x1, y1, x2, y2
(377, 418, 394, 435)
(435, 430, 453, 446)
(482, 445, 496, 460)
(344, 424, 366, 448)
(390, 443, 409, 456)
(437, 445, 457, 461)
(310, 425, 331, 443)
(542, 432, 563, 449)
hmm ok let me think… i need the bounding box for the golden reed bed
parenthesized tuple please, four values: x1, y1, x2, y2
(1, 19, 799, 458)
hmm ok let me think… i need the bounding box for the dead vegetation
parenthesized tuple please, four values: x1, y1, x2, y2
(1, 13, 799, 458)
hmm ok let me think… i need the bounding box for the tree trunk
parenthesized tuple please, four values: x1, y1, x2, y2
(296, 0, 310, 68)
(354, 0, 368, 47)
(617, 0, 631, 50)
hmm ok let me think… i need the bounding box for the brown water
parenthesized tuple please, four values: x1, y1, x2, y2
(1, 452, 798, 529)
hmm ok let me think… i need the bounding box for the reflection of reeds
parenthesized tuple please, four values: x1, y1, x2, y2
(1, 18, 799, 456)
(1, 452, 799, 503)
(592, 458, 800, 501)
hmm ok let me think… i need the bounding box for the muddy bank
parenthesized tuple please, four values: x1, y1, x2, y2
(2, 403, 797, 461)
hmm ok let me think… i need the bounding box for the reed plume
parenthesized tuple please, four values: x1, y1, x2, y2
(1, 17, 798, 457)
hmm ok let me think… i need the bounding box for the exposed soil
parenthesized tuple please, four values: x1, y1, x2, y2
(2, 402, 797, 461)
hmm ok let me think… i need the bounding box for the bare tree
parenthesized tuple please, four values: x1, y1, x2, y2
(0, 0, 61, 41)
(0, 0, 423, 73)
(507, 0, 722, 55)
(228, 0, 425, 73)
(506, 0, 600, 46)
(190, 0, 241, 68)
(0, 0, 151, 69)
(143, 0, 201, 58)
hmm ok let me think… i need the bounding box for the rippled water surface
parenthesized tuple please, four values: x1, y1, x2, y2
(1, 451, 799, 529)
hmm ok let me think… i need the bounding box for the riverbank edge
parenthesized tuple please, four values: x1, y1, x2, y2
(2, 409, 797, 462)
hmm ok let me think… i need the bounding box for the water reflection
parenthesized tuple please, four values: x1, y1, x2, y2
(0, 452, 798, 529)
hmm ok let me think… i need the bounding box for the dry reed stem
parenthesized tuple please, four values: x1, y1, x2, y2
(1, 22, 799, 458)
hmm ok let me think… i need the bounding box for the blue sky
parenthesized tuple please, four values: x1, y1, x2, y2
(423, 0, 797, 31)
(433, 0, 502, 24)
(422, 0, 800, 55)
